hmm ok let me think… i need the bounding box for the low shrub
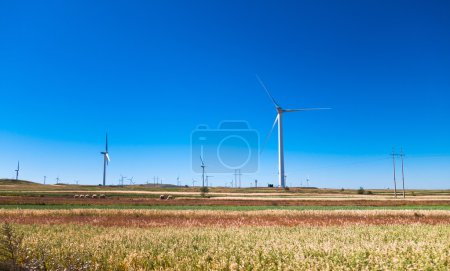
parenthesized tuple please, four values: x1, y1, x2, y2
(0, 223, 23, 271)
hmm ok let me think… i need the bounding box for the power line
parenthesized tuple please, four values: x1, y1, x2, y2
(307, 156, 391, 171)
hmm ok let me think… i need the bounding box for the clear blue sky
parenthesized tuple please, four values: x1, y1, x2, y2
(1, 0, 449, 188)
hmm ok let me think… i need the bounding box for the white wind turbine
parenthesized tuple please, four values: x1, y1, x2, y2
(257, 76, 330, 188)
(15, 161, 20, 180)
(100, 133, 110, 186)
(200, 156, 206, 188)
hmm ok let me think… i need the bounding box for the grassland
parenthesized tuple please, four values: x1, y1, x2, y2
(2, 203, 450, 210)
(3, 223, 450, 270)
(1, 178, 449, 196)
(1, 179, 449, 270)
(2, 209, 450, 227)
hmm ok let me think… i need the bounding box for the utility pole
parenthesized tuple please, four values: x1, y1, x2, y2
(238, 169, 242, 188)
(391, 147, 398, 198)
(119, 176, 125, 187)
(234, 169, 242, 188)
(400, 148, 406, 198)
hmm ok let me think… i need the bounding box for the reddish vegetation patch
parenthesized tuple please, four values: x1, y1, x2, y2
(2, 212, 450, 227)
(1, 196, 450, 207)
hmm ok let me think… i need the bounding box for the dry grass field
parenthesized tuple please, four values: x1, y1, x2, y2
(1, 209, 450, 227)
(1, 180, 449, 270)
(2, 223, 450, 270)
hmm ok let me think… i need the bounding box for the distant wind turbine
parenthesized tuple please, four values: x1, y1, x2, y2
(206, 175, 213, 187)
(257, 75, 330, 188)
(200, 156, 206, 187)
(100, 133, 110, 186)
(15, 161, 20, 180)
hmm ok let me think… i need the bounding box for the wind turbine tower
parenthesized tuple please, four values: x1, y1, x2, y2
(15, 161, 20, 180)
(100, 133, 110, 186)
(257, 75, 330, 188)
(200, 156, 206, 187)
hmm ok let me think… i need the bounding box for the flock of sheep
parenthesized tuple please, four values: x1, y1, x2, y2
(73, 194, 106, 199)
(160, 195, 173, 200)
(72, 194, 173, 200)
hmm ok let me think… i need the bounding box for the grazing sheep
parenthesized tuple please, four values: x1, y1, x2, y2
(160, 195, 166, 200)
(99, 194, 106, 199)
(92, 194, 97, 199)
(166, 195, 173, 200)
(85, 194, 90, 198)
(74, 195, 79, 198)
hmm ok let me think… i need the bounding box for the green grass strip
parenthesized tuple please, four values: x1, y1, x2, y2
(1, 204, 449, 211)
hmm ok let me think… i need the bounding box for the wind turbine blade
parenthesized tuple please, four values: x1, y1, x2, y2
(256, 74, 280, 108)
(260, 114, 279, 154)
(105, 153, 110, 163)
(283, 108, 331, 112)
(105, 133, 108, 152)
(200, 155, 204, 165)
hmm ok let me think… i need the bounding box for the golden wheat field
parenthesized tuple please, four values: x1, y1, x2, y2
(3, 223, 450, 270)
(1, 209, 450, 270)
